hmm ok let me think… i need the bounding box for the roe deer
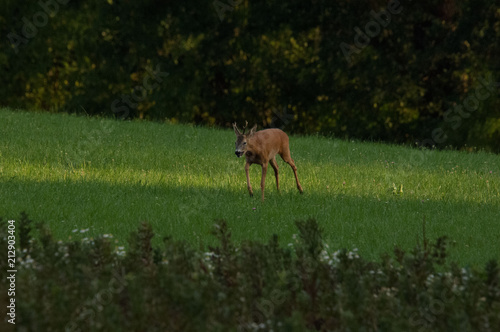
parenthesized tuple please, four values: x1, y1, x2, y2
(233, 121, 303, 201)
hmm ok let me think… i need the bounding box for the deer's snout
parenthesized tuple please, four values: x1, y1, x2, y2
(235, 151, 244, 158)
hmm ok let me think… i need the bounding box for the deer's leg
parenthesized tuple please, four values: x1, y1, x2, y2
(270, 157, 279, 192)
(260, 162, 268, 201)
(280, 150, 303, 194)
(245, 162, 253, 197)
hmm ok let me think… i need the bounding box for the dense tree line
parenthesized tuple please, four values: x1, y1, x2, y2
(1, 0, 499, 151)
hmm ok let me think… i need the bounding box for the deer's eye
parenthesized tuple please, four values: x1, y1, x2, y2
(243, 142, 247, 145)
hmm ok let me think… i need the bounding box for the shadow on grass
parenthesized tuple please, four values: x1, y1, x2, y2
(1, 176, 499, 267)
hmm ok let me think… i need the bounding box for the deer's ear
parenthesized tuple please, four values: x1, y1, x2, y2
(248, 124, 258, 137)
(233, 123, 241, 136)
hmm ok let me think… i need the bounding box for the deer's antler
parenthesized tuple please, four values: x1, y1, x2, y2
(242, 120, 248, 135)
(232, 122, 241, 135)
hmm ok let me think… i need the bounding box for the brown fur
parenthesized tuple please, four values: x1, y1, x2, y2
(233, 123, 303, 201)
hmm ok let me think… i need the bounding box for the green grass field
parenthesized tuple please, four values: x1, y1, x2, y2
(1, 108, 499, 267)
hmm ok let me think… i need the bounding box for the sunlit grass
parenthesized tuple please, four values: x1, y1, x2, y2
(1, 108, 499, 267)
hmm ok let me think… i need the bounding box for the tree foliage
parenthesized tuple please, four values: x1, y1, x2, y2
(1, 0, 499, 151)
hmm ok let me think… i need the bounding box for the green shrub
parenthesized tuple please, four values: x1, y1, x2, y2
(0, 213, 499, 331)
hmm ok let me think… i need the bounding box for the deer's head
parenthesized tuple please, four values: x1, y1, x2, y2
(233, 121, 257, 158)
